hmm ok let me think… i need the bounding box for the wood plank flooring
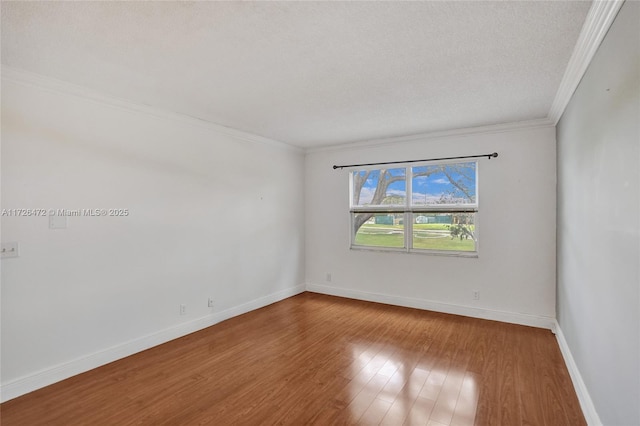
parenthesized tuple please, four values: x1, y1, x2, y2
(0, 292, 585, 425)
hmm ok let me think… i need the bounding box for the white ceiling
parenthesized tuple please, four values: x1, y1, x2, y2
(1, 1, 592, 148)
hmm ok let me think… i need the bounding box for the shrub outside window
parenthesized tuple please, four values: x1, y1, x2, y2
(350, 161, 478, 255)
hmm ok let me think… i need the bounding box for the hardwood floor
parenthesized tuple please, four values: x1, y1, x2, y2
(1, 293, 585, 425)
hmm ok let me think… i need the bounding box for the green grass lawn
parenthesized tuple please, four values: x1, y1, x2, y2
(354, 229, 405, 248)
(414, 223, 452, 231)
(360, 223, 475, 231)
(354, 224, 475, 251)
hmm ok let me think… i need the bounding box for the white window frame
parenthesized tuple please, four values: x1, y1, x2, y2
(349, 160, 479, 257)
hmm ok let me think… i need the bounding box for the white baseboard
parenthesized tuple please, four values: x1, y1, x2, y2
(306, 282, 556, 330)
(554, 320, 602, 426)
(0, 284, 305, 403)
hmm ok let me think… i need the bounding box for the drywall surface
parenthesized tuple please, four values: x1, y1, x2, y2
(0, 73, 305, 397)
(556, 2, 640, 425)
(305, 125, 557, 324)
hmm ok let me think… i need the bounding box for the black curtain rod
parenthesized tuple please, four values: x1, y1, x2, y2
(332, 152, 498, 170)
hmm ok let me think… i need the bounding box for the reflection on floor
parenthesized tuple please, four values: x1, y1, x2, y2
(0, 292, 585, 425)
(346, 343, 479, 425)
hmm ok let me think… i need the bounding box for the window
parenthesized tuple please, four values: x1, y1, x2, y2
(350, 161, 478, 255)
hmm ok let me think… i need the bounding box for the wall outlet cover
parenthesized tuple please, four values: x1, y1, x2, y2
(1, 242, 19, 258)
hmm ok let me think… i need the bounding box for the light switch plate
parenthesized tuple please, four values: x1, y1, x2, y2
(1, 242, 19, 258)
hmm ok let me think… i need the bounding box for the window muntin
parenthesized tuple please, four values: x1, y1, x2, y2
(350, 161, 478, 254)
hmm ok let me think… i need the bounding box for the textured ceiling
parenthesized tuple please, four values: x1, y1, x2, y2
(1, 1, 591, 148)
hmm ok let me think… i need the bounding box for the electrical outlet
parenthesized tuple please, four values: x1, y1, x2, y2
(208, 298, 214, 308)
(1, 242, 19, 259)
(473, 290, 480, 300)
(326, 273, 332, 282)
(180, 304, 186, 315)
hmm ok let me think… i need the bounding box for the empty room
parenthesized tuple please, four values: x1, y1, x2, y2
(1, 1, 638, 425)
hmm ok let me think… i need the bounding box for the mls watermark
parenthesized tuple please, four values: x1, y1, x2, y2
(1, 208, 130, 217)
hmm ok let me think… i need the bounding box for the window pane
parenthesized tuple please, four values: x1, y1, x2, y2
(352, 168, 406, 207)
(412, 213, 476, 252)
(353, 213, 405, 248)
(412, 162, 476, 206)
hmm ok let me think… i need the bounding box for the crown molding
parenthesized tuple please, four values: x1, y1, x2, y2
(305, 118, 554, 154)
(1, 65, 303, 154)
(547, 0, 625, 124)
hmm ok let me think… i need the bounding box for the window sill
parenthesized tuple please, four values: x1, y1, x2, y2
(350, 245, 479, 258)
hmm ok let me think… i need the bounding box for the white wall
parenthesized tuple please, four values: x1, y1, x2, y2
(556, 2, 640, 425)
(305, 125, 557, 326)
(0, 71, 305, 400)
